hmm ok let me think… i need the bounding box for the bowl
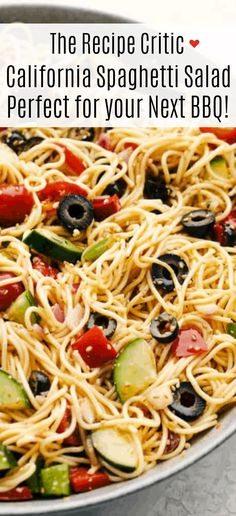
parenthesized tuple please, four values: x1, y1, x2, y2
(0, 4, 236, 515)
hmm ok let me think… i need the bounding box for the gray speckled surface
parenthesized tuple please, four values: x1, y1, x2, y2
(75, 432, 235, 516)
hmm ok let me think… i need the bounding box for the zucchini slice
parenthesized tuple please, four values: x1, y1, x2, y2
(40, 464, 70, 496)
(113, 338, 157, 403)
(210, 156, 229, 179)
(0, 369, 30, 409)
(23, 229, 83, 263)
(7, 290, 38, 325)
(27, 457, 44, 494)
(92, 427, 138, 472)
(0, 444, 17, 470)
(82, 237, 110, 261)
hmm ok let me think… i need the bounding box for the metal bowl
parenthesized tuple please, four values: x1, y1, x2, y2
(0, 4, 236, 515)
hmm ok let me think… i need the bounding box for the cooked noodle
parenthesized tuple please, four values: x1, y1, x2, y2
(0, 126, 236, 492)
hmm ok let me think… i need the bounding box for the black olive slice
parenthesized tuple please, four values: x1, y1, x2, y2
(150, 313, 179, 343)
(223, 223, 236, 246)
(103, 178, 126, 198)
(181, 209, 215, 238)
(6, 131, 26, 154)
(29, 370, 51, 396)
(170, 382, 206, 421)
(68, 128, 95, 142)
(87, 312, 117, 338)
(57, 195, 94, 232)
(151, 253, 189, 292)
(22, 136, 44, 151)
(144, 176, 170, 202)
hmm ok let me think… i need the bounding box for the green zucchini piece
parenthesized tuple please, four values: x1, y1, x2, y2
(27, 457, 44, 494)
(23, 229, 83, 263)
(40, 464, 70, 496)
(227, 322, 236, 339)
(92, 427, 138, 473)
(210, 156, 229, 179)
(0, 369, 30, 409)
(82, 238, 110, 261)
(113, 338, 156, 403)
(7, 290, 38, 325)
(0, 444, 17, 470)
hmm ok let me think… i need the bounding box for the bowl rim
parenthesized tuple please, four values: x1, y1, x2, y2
(0, 3, 236, 514)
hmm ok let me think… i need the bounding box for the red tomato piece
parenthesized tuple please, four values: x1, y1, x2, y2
(41, 201, 57, 216)
(38, 181, 87, 202)
(70, 467, 111, 493)
(213, 210, 236, 246)
(0, 273, 24, 311)
(72, 326, 117, 368)
(200, 127, 236, 143)
(72, 282, 80, 293)
(172, 327, 207, 357)
(57, 404, 81, 446)
(32, 256, 59, 279)
(213, 223, 225, 245)
(164, 431, 180, 454)
(0, 185, 34, 226)
(123, 142, 138, 150)
(92, 195, 121, 221)
(97, 133, 111, 151)
(60, 146, 86, 176)
(0, 487, 33, 500)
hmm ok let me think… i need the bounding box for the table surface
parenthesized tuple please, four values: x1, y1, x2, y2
(82, 432, 235, 516)
(2, 0, 236, 514)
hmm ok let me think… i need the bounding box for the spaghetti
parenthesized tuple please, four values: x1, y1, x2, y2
(0, 126, 236, 498)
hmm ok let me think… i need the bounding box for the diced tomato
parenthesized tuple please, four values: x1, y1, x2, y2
(32, 256, 59, 279)
(213, 223, 225, 245)
(0, 487, 33, 500)
(70, 467, 111, 493)
(172, 327, 207, 357)
(137, 403, 151, 418)
(164, 431, 180, 454)
(0, 185, 34, 226)
(72, 325, 117, 368)
(124, 142, 138, 150)
(200, 127, 236, 143)
(92, 195, 121, 221)
(57, 405, 81, 446)
(38, 181, 87, 202)
(214, 210, 236, 246)
(72, 282, 80, 293)
(0, 273, 24, 311)
(61, 146, 86, 176)
(97, 133, 111, 151)
(41, 201, 57, 216)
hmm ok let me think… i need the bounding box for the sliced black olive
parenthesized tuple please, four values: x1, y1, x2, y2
(150, 313, 179, 343)
(68, 128, 95, 142)
(151, 209, 162, 215)
(181, 209, 215, 238)
(57, 195, 94, 232)
(144, 176, 170, 202)
(5, 131, 26, 154)
(151, 253, 188, 292)
(170, 382, 206, 421)
(22, 136, 44, 151)
(103, 178, 126, 198)
(223, 223, 236, 246)
(87, 312, 117, 338)
(29, 370, 51, 396)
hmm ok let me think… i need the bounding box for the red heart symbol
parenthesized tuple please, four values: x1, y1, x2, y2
(189, 39, 200, 48)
